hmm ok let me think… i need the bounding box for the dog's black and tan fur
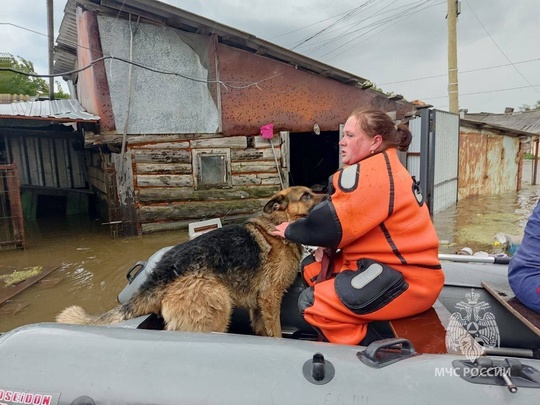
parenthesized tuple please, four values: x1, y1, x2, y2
(56, 186, 324, 337)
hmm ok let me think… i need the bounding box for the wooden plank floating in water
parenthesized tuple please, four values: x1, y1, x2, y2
(0, 302, 29, 316)
(482, 281, 540, 337)
(0, 266, 60, 306)
(38, 277, 64, 289)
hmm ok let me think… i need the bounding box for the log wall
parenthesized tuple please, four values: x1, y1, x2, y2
(131, 134, 283, 233)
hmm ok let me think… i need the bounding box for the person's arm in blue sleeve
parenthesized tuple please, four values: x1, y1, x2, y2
(508, 199, 540, 313)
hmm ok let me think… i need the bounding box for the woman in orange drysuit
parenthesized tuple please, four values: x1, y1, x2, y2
(273, 108, 445, 345)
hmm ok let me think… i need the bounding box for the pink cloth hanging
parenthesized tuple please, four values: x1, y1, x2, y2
(260, 123, 274, 139)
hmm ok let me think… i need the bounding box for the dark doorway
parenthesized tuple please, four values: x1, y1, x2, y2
(36, 195, 67, 218)
(289, 131, 339, 192)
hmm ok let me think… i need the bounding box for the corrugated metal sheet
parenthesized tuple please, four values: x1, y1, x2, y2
(7, 136, 87, 189)
(54, 0, 79, 77)
(0, 99, 99, 122)
(405, 110, 459, 214)
(432, 110, 459, 213)
(406, 114, 422, 180)
(458, 126, 521, 199)
(7, 135, 87, 189)
(464, 110, 540, 135)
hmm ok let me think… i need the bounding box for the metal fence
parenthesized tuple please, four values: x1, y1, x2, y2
(407, 109, 459, 215)
(0, 163, 25, 250)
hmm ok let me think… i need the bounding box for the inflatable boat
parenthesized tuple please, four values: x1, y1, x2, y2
(1, 249, 539, 405)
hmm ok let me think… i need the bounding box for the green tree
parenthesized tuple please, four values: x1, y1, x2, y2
(518, 100, 540, 112)
(0, 53, 70, 99)
(53, 81, 70, 99)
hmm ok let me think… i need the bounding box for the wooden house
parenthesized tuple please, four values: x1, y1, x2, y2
(54, 0, 416, 235)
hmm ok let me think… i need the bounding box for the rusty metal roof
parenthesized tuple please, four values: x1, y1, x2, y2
(54, 0, 371, 87)
(464, 110, 540, 135)
(55, 0, 79, 76)
(0, 98, 100, 122)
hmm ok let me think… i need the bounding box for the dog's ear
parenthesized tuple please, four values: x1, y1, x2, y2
(263, 194, 288, 213)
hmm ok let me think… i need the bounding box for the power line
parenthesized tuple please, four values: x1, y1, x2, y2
(0, 22, 51, 38)
(0, 54, 282, 90)
(0, 21, 104, 55)
(269, 8, 357, 41)
(463, 0, 539, 94)
(289, 0, 378, 50)
(322, 0, 444, 62)
(280, 0, 387, 48)
(289, 0, 434, 57)
(297, 0, 402, 55)
(4, 4, 537, 105)
(379, 57, 540, 85)
(421, 83, 540, 100)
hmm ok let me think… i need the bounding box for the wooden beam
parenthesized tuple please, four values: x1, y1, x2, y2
(0, 266, 60, 306)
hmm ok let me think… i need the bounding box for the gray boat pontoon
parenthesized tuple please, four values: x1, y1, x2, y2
(1, 250, 539, 405)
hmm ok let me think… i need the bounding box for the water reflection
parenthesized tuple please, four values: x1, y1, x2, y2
(1, 168, 539, 333)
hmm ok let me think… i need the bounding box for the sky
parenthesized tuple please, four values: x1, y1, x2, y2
(2, 0, 540, 114)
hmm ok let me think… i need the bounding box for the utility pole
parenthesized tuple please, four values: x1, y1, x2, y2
(447, 0, 459, 113)
(47, 0, 54, 100)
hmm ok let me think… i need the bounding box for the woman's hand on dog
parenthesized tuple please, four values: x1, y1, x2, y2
(273, 223, 324, 263)
(312, 247, 325, 262)
(272, 222, 289, 238)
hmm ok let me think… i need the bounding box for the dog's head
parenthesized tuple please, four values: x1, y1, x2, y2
(263, 186, 325, 224)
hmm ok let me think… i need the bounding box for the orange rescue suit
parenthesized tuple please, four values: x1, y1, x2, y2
(285, 148, 444, 345)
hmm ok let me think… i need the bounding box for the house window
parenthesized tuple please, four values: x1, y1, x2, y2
(193, 149, 231, 189)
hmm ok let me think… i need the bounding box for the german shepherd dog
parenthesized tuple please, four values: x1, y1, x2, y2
(56, 186, 324, 337)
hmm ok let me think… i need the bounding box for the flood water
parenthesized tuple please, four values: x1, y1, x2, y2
(0, 221, 190, 332)
(435, 160, 539, 254)
(1, 161, 539, 333)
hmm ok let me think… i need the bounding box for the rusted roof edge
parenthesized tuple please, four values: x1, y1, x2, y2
(461, 118, 536, 137)
(55, 0, 371, 88)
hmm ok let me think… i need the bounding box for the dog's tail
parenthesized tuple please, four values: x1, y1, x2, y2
(56, 287, 165, 326)
(56, 305, 126, 325)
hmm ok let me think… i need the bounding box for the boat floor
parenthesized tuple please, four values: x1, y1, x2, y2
(389, 301, 450, 354)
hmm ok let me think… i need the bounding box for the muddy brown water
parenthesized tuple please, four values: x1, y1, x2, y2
(436, 160, 539, 254)
(0, 221, 190, 332)
(1, 161, 539, 333)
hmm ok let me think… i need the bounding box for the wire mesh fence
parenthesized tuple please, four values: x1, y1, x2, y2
(0, 163, 25, 250)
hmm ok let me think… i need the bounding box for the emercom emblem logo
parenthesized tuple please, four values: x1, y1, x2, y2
(445, 288, 501, 361)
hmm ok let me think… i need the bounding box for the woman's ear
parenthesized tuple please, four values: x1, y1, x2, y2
(372, 134, 383, 150)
